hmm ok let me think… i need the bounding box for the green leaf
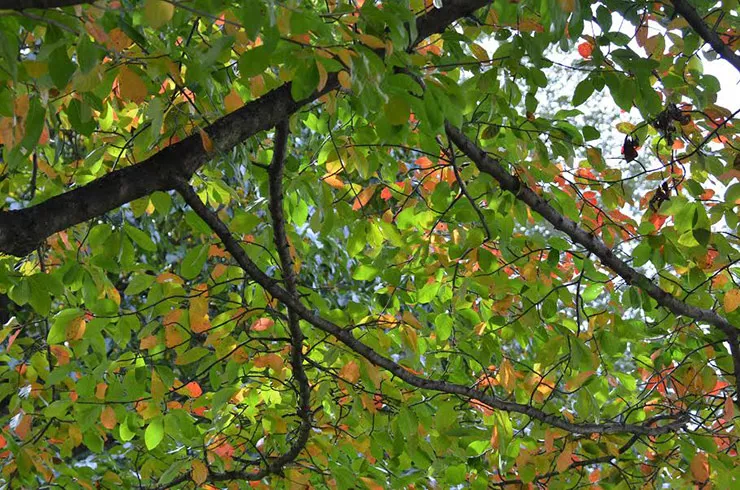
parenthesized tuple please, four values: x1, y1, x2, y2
(145, 417, 165, 450)
(124, 224, 157, 252)
(180, 244, 209, 280)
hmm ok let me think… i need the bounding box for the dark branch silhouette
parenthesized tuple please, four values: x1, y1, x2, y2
(670, 0, 740, 74)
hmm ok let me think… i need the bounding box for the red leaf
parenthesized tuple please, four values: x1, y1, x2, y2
(578, 42, 593, 58)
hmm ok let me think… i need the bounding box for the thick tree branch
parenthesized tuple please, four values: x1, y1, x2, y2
(0, 0, 90, 9)
(445, 122, 740, 392)
(0, 0, 491, 258)
(174, 178, 689, 438)
(0, 83, 333, 257)
(670, 0, 740, 74)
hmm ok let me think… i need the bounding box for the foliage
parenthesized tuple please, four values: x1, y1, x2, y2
(0, 0, 739, 488)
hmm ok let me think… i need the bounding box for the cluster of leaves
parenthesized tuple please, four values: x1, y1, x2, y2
(0, 0, 739, 488)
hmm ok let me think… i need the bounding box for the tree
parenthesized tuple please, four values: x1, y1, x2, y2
(0, 0, 738, 487)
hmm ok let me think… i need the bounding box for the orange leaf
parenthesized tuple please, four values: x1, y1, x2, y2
(323, 173, 345, 188)
(725, 395, 736, 419)
(199, 129, 214, 153)
(724, 289, 740, 313)
(251, 317, 274, 332)
(690, 452, 709, 482)
(224, 88, 243, 113)
(253, 353, 284, 371)
(352, 186, 375, 211)
(157, 272, 184, 284)
(101, 406, 117, 430)
(340, 361, 360, 383)
(192, 460, 208, 485)
(165, 323, 184, 348)
(117, 66, 148, 103)
(95, 383, 108, 400)
(50, 345, 70, 365)
(184, 381, 203, 398)
(556, 443, 573, 472)
(139, 335, 158, 349)
(13, 413, 32, 439)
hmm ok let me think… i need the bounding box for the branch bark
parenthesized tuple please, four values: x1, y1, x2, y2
(0, 0, 492, 257)
(670, 0, 740, 74)
(445, 122, 740, 392)
(0, 0, 90, 9)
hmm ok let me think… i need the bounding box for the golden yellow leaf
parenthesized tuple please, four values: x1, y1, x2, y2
(66, 316, 86, 341)
(191, 460, 208, 485)
(497, 359, 516, 392)
(338, 70, 352, 90)
(469, 43, 488, 62)
(724, 289, 740, 312)
(189, 284, 210, 333)
(144, 0, 175, 29)
(151, 369, 165, 402)
(316, 60, 328, 92)
(358, 34, 385, 49)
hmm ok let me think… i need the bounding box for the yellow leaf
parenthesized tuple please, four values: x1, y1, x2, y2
(189, 284, 210, 333)
(118, 66, 148, 103)
(199, 129, 214, 153)
(316, 60, 328, 92)
(497, 359, 516, 392)
(144, 0, 175, 29)
(358, 34, 386, 50)
(470, 43, 488, 62)
(338, 70, 351, 90)
(151, 369, 165, 402)
(401, 325, 419, 353)
(724, 289, 740, 312)
(66, 316, 86, 341)
(191, 460, 208, 485)
(360, 477, 384, 490)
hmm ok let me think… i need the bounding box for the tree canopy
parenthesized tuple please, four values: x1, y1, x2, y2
(0, 0, 739, 488)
